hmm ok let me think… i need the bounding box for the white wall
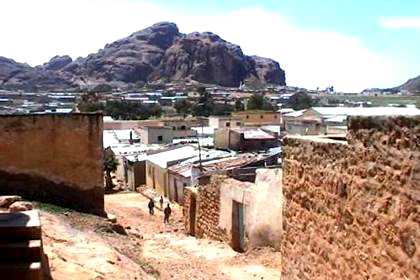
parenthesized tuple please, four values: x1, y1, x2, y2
(219, 168, 282, 250)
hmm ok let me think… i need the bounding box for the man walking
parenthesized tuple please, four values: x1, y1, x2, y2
(159, 196, 164, 209)
(148, 198, 155, 215)
(164, 203, 171, 224)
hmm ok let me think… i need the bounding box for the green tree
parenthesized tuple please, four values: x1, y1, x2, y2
(104, 151, 119, 193)
(235, 99, 244, 111)
(174, 99, 192, 117)
(247, 94, 274, 110)
(192, 87, 215, 117)
(286, 92, 314, 110)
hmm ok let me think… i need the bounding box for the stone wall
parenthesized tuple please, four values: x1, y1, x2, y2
(0, 113, 104, 215)
(282, 116, 420, 279)
(183, 176, 228, 242)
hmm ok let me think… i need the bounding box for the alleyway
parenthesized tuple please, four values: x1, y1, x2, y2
(41, 192, 281, 280)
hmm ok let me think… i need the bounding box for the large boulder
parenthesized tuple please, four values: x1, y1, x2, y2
(9, 201, 34, 212)
(0, 195, 22, 208)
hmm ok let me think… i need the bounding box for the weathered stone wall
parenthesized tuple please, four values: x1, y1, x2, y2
(282, 116, 420, 279)
(192, 176, 228, 242)
(183, 187, 197, 235)
(0, 113, 104, 215)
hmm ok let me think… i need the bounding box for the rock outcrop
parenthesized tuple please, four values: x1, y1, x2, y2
(398, 75, 420, 93)
(0, 22, 286, 91)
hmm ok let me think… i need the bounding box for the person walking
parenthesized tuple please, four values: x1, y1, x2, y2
(148, 198, 155, 215)
(159, 196, 164, 209)
(164, 203, 171, 224)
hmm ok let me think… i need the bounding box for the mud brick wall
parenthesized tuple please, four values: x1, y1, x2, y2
(282, 116, 420, 279)
(0, 113, 104, 215)
(194, 176, 228, 242)
(183, 187, 197, 235)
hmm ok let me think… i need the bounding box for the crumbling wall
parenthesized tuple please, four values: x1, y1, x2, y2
(194, 176, 228, 242)
(0, 113, 104, 215)
(183, 187, 197, 235)
(282, 116, 420, 279)
(219, 168, 282, 250)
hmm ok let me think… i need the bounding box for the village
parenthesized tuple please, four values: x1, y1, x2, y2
(0, 94, 419, 279)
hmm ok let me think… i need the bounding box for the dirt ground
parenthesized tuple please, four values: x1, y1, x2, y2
(41, 192, 281, 280)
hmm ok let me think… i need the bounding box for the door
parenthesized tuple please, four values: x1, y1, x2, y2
(232, 201, 245, 252)
(189, 194, 197, 236)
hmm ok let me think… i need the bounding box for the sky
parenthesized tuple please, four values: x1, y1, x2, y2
(0, 0, 418, 92)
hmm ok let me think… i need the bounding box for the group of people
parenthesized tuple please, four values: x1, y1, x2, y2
(148, 196, 172, 224)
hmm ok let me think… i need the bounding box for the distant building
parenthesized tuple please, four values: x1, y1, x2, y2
(284, 107, 420, 135)
(231, 110, 281, 127)
(214, 128, 279, 152)
(208, 116, 243, 129)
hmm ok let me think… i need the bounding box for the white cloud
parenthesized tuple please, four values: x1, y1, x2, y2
(379, 17, 420, 29)
(0, 0, 410, 92)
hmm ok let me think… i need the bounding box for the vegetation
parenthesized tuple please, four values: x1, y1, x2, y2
(174, 99, 192, 117)
(286, 92, 315, 110)
(247, 94, 274, 111)
(191, 87, 234, 116)
(104, 151, 119, 193)
(78, 99, 162, 120)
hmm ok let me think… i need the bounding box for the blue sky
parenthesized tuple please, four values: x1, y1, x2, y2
(0, 0, 418, 91)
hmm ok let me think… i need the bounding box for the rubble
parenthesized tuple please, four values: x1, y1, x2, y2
(8, 201, 34, 212)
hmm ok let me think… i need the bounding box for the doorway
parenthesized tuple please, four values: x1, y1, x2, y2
(189, 194, 197, 236)
(232, 200, 245, 252)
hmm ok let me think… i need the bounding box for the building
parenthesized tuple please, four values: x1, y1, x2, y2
(284, 107, 420, 135)
(145, 145, 199, 196)
(208, 116, 243, 129)
(214, 128, 279, 152)
(232, 110, 281, 127)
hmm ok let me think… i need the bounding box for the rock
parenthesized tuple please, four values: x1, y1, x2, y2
(111, 223, 127, 235)
(9, 201, 34, 212)
(106, 213, 117, 223)
(0, 22, 285, 91)
(0, 195, 22, 208)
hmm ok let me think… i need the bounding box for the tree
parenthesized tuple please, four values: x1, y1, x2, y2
(192, 87, 214, 117)
(286, 92, 314, 110)
(174, 99, 192, 117)
(235, 99, 244, 111)
(104, 150, 119, 193)
(247, 94, 274, 111)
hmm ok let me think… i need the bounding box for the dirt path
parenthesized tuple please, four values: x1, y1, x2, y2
(41, 192, 281, 279)
(105, 193, 281, 280)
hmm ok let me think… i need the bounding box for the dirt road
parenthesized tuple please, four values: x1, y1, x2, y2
(41, 192, 281, 279)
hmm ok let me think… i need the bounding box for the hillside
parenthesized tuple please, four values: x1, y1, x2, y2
(0, 22, 286, 92)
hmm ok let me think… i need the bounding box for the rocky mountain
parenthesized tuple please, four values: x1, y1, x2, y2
(0, 22, 286, 91)
(397, 75, 420, 93)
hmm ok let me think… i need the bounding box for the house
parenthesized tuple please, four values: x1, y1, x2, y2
(214, 128, 279, 152)
(208, 116, 243, 129)
(167, 151, 279, 204)
(284, 107, 420, 135)
(145, 145, 199, 196)
(231, 110, 281, 126)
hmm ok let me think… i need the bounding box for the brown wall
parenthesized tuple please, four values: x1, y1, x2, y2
(0, 113, 104, 215)
(127, 160, 146, 191)
(184, 176, 228, 242)
(282, 116, 420, 279)
(232, 111, 281, 126)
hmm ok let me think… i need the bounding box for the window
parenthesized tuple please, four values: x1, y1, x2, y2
(246, 115, 249, 119)
(181, 125, 186, 130)
(236, 122, 241, 126)
(274, 115, 277, 119)
(172, 126, 176, 130)
(260, 115, 263, 119)
(226, 122, 230, 127)
(157, 135, 163, 142)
